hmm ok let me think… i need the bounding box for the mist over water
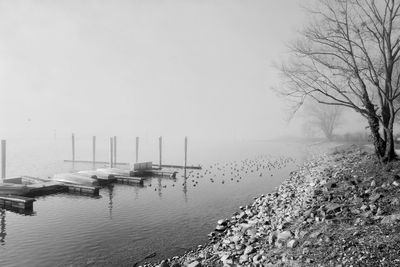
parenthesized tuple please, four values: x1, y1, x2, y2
(0, 138, 307, 266)
(0, 0, 319, 266)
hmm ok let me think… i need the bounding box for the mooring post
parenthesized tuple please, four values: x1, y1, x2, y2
(72, 133, 75, 163)
(113, 136, 117, 166)
(184, 136, 187, 177)
(1, 140, 5, 180)
(92, 136, 96, 168)
(159, 136, 162, 169)
(135, 136, 139, 163)
(110, 137, 114, 168)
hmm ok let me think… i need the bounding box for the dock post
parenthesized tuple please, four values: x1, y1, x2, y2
(159, 136, 162, 169)
(92, 136, 96, 168)
(135, 136, 139, 163)
(1, 140, 5, 180)
(113, 136, 117, 166)
(184, 136, 187, 177)
(72, 133, 75, 164)
(110, 137, 114, 168)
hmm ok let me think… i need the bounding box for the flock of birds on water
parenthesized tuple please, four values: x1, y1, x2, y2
(146, 155, 297, 193)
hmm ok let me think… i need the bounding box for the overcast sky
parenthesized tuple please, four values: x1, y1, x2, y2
(0, 0, 307, 141)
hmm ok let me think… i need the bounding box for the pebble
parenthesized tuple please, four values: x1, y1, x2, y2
(287, 239, 299, 248)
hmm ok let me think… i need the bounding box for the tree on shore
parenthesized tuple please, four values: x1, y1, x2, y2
(277, 0, 400, 162)
(302, 100, 343, 140)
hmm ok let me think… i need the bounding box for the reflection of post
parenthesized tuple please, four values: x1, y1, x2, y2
(184, 136, 187, 177)
(183, 179, 188, 203)
(107, 184, 114, 220)
(110, 137, 114, 168)
(72, 134, 75, 164)
(0, 209, 5, 244)
(113, 136, 117, 166)
(159, 136, 162, 169)
(92, 136, 96, 169)
(157, 177, 162, 198)
(1, 140, 6, 180)
(135, 137, 139, 163)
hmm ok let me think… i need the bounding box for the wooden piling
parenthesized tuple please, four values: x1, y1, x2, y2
(135, 136, 139, 163)
(159, 136, 162, 168)
(110, 137, 114, 168)
(92, 136, 96, 167)
(184, 136, 187, 176)
(1, 140, 5, 180)
(72, 134, 75, 163)
(113, 136, 117, 166)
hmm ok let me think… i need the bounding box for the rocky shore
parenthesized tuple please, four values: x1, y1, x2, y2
(143, 143, 400, 266)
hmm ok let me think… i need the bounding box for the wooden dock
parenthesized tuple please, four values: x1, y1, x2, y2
(0, 195, 35, 211)
(130, 169, 177, 178)
(66, 184, 100, 196)
(152, 164, 202, 170)
(64, 160, 129, 166)
(114, 175, 144, 185)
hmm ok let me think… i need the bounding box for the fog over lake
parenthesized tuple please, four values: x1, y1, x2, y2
(0, 0, 365, 266)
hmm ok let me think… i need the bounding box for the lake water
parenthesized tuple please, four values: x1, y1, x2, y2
(0, 136, 309, 267)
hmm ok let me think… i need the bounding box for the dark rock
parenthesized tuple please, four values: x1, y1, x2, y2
(159, 260, 170, 267)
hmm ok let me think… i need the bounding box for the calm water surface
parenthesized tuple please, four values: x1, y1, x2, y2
(0, 137, 309, 267)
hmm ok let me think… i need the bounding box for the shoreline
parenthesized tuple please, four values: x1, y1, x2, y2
(144, 142, 400, 266)
(142, 142, 346, 266)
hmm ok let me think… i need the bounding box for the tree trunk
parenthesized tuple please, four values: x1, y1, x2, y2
(367, 114, 386, 160)
(381, 102, 397, 162)
(383, 128, 396, 162)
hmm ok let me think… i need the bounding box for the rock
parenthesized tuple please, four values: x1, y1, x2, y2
(268, 232, 277, 245)
(325, 203, 341, 213)
(277, 230, 293, 242)
(287, 239, 299, 248)
(325, 182, 337, 189)
(215, 225, 227, 232)
(309, 231, 322, 239)
(370, 193, 383, 203)
(370, 180, 376, 187)
(393, 181, 400, 187)
(391, 197, 400, 205)
(376, 207, 384, 216)
(159, 260, 170, 267)
(244, 245, 255, 255)
(217, 219, 228, 226)
(252, 254, 262, 264)
(239, 254, 248, 264)
(381, 213, 400, 224)
(187, 260, 201, 267)
(170, 263, 181, 267)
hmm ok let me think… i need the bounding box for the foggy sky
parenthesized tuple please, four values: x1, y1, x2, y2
(0, 0, 306, 141)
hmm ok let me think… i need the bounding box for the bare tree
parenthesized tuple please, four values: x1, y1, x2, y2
(277, 0, 400, 162)
(302, 100, 343, 140)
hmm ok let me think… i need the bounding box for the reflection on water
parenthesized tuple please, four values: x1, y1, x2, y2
(0, 139, 308, 267)
(107, 184, 114, 220)
(0, 210, 5, 245)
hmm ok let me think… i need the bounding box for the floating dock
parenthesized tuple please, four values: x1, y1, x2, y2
(1, 176, 100, 198)
(0, 161, 192, 213)
(0, 195, 35, 212)
(66, 184, 100, 195)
